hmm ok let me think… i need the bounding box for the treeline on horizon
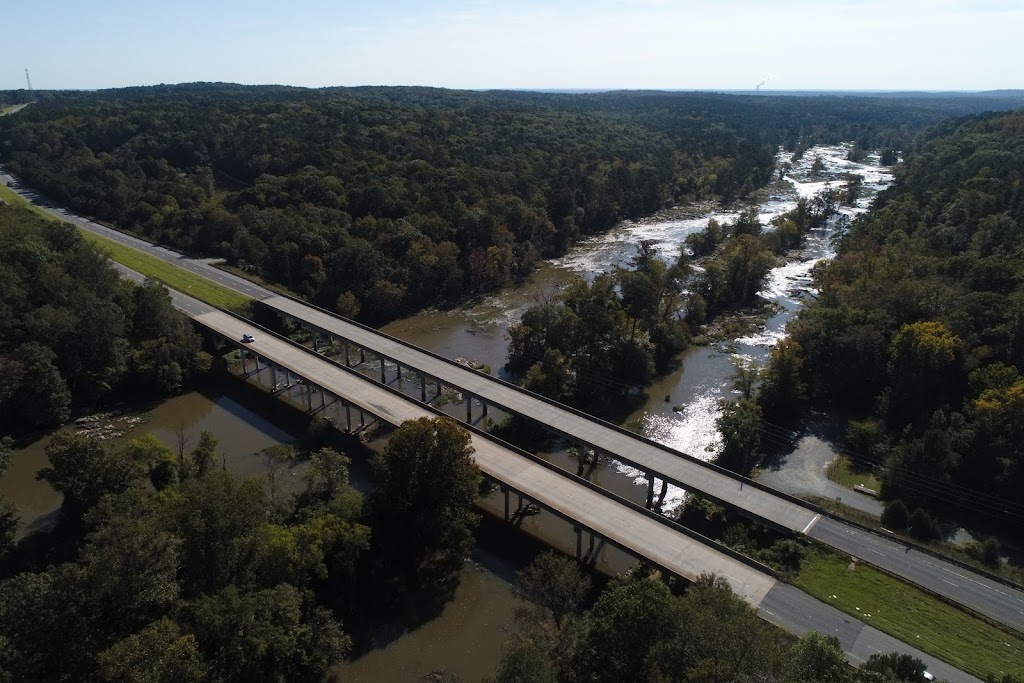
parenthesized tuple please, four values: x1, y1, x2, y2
(1, 83, 1011, 323)
(784, 109, 1024, 536)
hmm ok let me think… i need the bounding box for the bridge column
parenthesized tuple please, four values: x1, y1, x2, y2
(481, 401, 488, 417)
(502, 486, 510, 521)
(343, 342, 351, 366)
(585, 448, 599, 478)
(345, 403, 352, 432)
(396, 363, 402, 389)
(575, 526, 583, 560)
(305, 383, 313, 411)
(646, 474, 655, 509)
(359, 348, 365, 365)
(466, 394, 473, 422)
(360, 408, 366, 428)
(269, 364, 277, 390)
(319, 386, 326, 409)
(420, 373, 428, 402)
(240, 348, 248, 374)
(655, 479, 668, 511)
(587, 531, 595, 558)
(380, 356, 387, 383)
(576, 445, 586, 477)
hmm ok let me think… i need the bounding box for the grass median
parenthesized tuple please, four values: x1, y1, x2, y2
(793, 546, 1024, 678)
(78, 230, 251, 310)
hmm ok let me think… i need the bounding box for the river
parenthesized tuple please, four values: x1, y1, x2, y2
(382, 144, 895, 513)
(0, 143, 893, 682)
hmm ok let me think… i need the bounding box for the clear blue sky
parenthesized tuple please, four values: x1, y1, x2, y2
(5, 0, 1021, 92)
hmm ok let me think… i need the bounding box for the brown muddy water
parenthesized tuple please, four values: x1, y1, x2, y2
(2, 365, 622, 683)
(0, 379, 298, 536)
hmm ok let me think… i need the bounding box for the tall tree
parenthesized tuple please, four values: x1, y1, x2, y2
(513, 551, 591, 631)
(371, 417, 480, 580)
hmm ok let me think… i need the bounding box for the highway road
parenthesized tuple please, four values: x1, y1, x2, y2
(188, 287, 982, 682)
(0, 165, 1014, 675)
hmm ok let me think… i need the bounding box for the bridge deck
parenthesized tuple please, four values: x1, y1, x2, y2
(264, 295, 819, 534)
(194, 308, 778, 606)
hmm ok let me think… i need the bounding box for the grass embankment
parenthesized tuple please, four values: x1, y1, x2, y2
(793, 546, 1024, 678)
(827, 455, 881, 492)
(77, 230, 251, 311)
(1, 183, 250, 311)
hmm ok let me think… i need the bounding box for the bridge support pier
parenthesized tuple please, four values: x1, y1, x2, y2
(380, 356, 387, 383)
(396, 363, 402, 389)
(420, 373, 427, 402)
(240, 347, 248, 374)
(466, 394, 473, 422)
(343, 342, 351, 367)
(575, 526, 582, 560)
(305, 383, 313, 411)
(646, 474, 655, 509)
(585, 449, 599, 479)
(655, 479, 668, 511)
(269, 364, 277, 389)
(502, 486, 510, 521)
(345, 403, 352, 432)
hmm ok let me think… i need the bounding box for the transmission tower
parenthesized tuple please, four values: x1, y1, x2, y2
(25, 69, 34, 100)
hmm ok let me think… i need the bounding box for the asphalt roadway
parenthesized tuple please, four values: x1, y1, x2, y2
(0, 166, 1007, 679)
(191, 288, 982, 682)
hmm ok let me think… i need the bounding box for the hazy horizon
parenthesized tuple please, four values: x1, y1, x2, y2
(5, 0, 1022, 92)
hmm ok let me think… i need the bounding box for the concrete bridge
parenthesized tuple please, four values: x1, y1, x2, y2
(262, 294, 821, 532)
(196, 305, 778, 606)
(106, 260, 982, 683)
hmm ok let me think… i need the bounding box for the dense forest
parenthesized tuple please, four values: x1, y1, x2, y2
(783, 110, 1024, 536)
(0, 204, 210, 435)
(0, 413, 483, 682)
(2, 85, 1019, 322)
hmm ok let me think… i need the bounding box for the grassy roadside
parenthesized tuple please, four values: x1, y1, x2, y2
(1, 183, 250, 311)
(0, 182, 54, 220)
(793, 546, 1024, 678)
(827, 454, 881, 492)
